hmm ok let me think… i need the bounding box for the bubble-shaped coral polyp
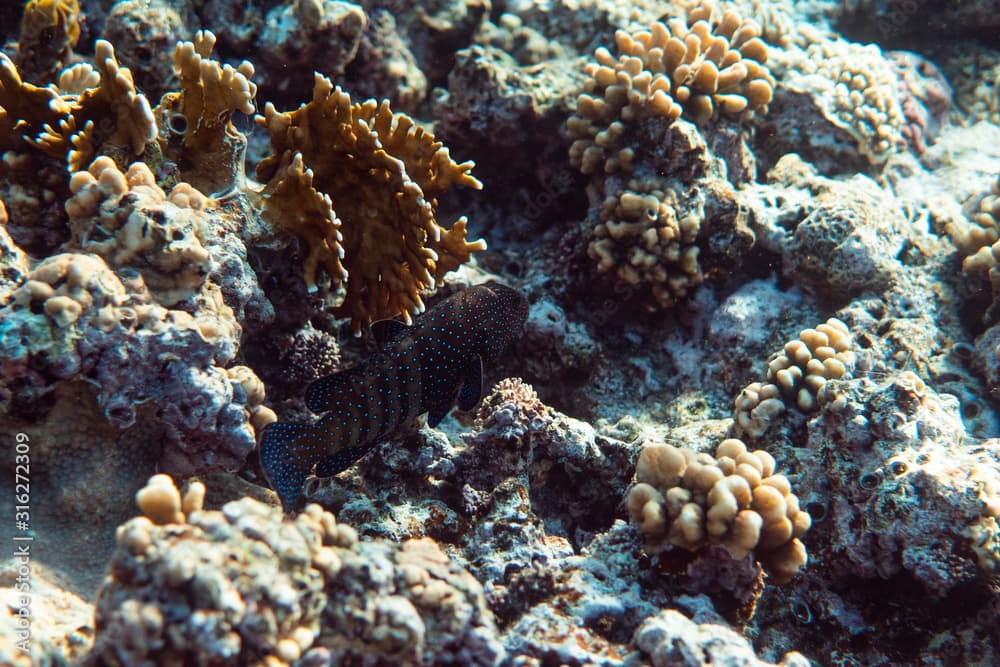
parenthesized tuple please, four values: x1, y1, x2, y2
(628, 438, 810, 584)
(734, 317, 855, 438)
(567, 3, 774, 176)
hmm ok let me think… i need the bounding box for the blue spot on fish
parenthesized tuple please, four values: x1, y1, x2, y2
(259, 282, 529, 512)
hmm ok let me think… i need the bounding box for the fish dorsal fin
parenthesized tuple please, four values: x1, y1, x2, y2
(371, 318, 410, 348)
(457, 355, 484, 412)
(305, 366, 363, 414)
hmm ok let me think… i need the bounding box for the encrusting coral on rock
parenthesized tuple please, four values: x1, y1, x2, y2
(628, 438, 811, 584)
(88, 474, 504, 666)
(0, 251, 259, 475)
(65, 156, 213, 306)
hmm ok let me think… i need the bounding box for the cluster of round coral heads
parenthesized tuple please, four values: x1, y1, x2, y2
(628, 438, 810, 584)
(735, 317, 855, 438)
(568, 4, 774, 175)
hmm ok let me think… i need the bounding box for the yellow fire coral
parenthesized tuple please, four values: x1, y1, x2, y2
(734, 317, 855, 438)
(256, 73, 485, 330)
(628, 438, 810, 584)
(157, 30, 257, 194)
(0, 52, 71, 159)
(15, 0, 81, 84)
(568, 3, 774, 176)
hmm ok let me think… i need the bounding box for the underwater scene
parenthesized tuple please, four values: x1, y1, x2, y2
(1, 0, 1000, 664)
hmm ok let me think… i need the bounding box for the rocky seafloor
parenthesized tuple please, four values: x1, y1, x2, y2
(1, 0, 1000, 665)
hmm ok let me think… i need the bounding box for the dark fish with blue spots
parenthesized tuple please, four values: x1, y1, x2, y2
(259, 282, 528, 511)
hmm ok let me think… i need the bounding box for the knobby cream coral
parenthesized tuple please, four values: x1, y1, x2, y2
(66, 157, 213, 306)
(588, 178, 703, 310)
(568, 3, 774, 176)
(735, 317, 855, 438)
(628, 438, 810, 583)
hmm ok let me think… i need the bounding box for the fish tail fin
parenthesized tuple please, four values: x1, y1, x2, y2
(258, 421, 325, 513)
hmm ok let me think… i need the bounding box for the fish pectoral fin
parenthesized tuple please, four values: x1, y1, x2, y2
(315, 443, 376, 477)
(457, 354, 484, 412)
(370, 318, 410, 348)
(305, 366, 363, 414)
(259, 421, 322, 513)
(426, 397, 454, 428)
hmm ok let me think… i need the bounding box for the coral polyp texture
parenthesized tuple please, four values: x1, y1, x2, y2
(734, 317, 855, 438)
(567, 3, 773, 176)
(629, 438, 810, 584)
(65, 157, 212, 306)
(256, 73, 485, 329)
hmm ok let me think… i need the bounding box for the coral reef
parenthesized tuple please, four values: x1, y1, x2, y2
(90, 475, 504, 665)
(4, 0, 1000, 665)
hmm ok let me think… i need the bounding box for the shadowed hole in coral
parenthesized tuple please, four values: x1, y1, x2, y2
(950, 342, 974, 362)
(806, 501, 827, 522)
(505, 259, 524, 277)
(791, 598, 813, 624)
(888, 460, 908, 476)
(962, 401, 982, 420)
(915, 453, 930, 465)
(858, 471, 882, 490)
(167, 113, 188, 135)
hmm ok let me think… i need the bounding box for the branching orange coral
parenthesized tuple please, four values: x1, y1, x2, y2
(15, 0, 81, 84)
(26, 40, 156, 172)
(256, 73, 484, 330)
(0, 53, 71, 159)
(156, 30, 257, 194)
